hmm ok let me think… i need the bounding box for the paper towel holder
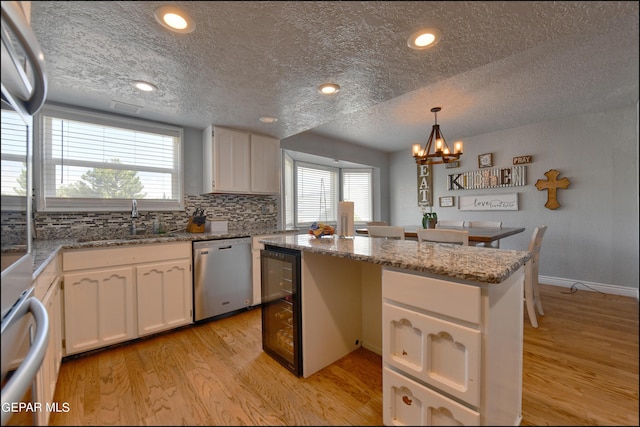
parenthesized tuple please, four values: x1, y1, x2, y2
(338, 201, 355, 238)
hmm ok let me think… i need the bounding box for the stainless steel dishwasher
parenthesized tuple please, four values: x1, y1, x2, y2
(193, 237, 252, 322)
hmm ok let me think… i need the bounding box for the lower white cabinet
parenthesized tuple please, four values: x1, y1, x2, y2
(62, 242, 192, 355)
(136, 259, 192, 336)
(382, 266, 525, 426)
(383, 367, 480, 426)
(35, 276, 64, 426)
(64, 266, 136, 355)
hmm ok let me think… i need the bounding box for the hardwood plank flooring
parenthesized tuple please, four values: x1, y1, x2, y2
(45, 284, 638, 426)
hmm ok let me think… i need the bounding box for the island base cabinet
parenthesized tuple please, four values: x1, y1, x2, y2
(383, 367, 480, 426)
(382, 302, 481, 407)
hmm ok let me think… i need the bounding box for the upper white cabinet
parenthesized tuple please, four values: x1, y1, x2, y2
(203, 125, 280, 194)
(250, 133, 281, 194)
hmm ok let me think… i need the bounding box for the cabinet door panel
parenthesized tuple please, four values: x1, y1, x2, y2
(383, 302, 481, 407)
(64, 267, 136, 355)
(250, 134, 280, 194)
(137, 260, 192, 336)
(383, 367, 480, 426)
(214, 127, 250, 192)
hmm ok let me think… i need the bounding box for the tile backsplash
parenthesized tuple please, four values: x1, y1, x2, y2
(2, 194, 278, 241)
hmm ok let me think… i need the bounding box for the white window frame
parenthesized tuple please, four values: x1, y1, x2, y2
(34, 104, 184, 212)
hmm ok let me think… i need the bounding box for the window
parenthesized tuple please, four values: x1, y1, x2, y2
(35, 105, 183, 211)
(296, 162, 338, 225)
(284, 152, 373, 228)
(342, 169, 372, 222)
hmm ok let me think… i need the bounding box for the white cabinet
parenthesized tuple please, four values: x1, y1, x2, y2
(136, 259, 192, 336)
(63, 266, 136, 355)
(251, 236, 264, 306)
(382, 267, 524, 426)
(203, 125, 280, 194)
(62, 242, 192, 355)
(35, 275, 64, 426)
(250, 133, 281, 194)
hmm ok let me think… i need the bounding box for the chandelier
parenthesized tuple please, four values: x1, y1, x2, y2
(412, 107, 463, 165)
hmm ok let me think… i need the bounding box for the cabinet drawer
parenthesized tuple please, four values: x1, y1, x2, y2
(63, 242, 191, 271)
(383, 302, 481, 407)
(382, 268, 480, 324)
(383, 366, 480, 426)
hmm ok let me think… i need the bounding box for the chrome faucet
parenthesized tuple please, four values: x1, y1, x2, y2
(130, 199, 138, 234)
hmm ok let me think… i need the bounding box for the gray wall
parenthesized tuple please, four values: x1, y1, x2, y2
(185, 107, 639, 296)
(390, 104, 639, 296)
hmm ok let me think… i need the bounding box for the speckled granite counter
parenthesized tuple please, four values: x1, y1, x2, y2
(259, 233, 531, 284)
(29, 228, 296, 280)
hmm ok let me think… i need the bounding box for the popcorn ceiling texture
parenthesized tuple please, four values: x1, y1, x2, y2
(2, 194, 278, 241)
(29, 2, 638, 153)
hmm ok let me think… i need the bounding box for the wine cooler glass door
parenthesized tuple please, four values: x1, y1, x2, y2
(260, 248, 301, 376)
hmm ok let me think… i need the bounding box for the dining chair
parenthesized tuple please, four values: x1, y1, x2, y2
(524, 225, 547, 328)
(436, 220, 465, 227)
(417, 228, 469, 245)
(468, 220, 503, 248)
(368, 225, 405, 240)
(366, 221, 388, 226)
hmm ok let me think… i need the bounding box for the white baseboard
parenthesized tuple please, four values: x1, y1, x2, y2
(540, 275, 639, 300)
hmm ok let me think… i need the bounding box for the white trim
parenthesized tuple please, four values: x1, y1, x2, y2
(540, 275, 639, 300)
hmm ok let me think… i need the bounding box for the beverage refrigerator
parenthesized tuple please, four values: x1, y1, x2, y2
(260, 245, 302, 377)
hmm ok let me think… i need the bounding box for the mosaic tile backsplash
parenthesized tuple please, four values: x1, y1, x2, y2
(2, 194, 278, 241)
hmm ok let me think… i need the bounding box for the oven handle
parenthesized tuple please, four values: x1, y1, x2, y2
(1, 296, 49, 426)
(1, 0, 48, 116)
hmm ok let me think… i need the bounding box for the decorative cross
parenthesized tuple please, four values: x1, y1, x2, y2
(535, 169, 571, 210)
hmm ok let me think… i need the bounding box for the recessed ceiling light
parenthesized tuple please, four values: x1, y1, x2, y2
(259, 116, 278, 124)
(318, 83, 340, 95)
(154, 6, 195, 33)
(407, 28, 442, 50)
(132, 80, 158, 92)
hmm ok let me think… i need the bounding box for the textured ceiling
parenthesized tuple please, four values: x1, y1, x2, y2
(30, 1, 638, 153)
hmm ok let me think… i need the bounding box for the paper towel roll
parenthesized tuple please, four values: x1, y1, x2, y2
(337, 201, 354, 237)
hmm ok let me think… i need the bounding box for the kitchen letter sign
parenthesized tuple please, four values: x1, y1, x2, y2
(417, 164, 433, 207)
(458, 193, 519, 211)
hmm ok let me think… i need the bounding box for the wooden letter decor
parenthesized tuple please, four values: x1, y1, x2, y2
(535, 169, 570, 210)
(417, 164, 433, 207)
(448, 165, 527, 190)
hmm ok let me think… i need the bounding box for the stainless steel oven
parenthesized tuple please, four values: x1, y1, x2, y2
(1, 2, 49, 425)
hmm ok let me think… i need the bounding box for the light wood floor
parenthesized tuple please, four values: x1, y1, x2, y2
(44, 284, 638, 426)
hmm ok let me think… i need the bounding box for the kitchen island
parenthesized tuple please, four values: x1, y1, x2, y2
(259, 233, 531, 426)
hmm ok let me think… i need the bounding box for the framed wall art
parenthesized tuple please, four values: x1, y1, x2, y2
(439, 196, 454, 207)
(458, 193, 519, 211)
(478, 153, 493, 168)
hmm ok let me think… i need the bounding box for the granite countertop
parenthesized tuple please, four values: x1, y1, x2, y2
(29, 228, 297, 280)
(259, 233, 532, 284)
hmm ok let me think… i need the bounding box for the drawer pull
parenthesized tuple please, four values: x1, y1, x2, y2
(402, 395, 413, 405)
(402, 349, 408, 356)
